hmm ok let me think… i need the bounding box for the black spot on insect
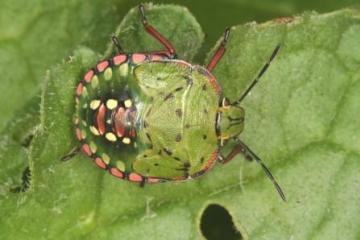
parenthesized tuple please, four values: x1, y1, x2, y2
(202, 84, 207, 91)
(200, 157, 205, 163)
(203, 135, 207, 140)
(143, 154, 148, 158)
(175, 134, 182, 142)
(157, 77, 162, 81)
(164, 93, 174, 101)
(175, 108, 182, 118)
(173, 156, 181, 161)
(143, 121, 149, 128)
(175, 86, 184, 92)
(176, 162, 191, 174)
(146, 133, 152, 143)
(203, 108, 208, 114)
(185, 124, 191, 129)
(154, 163, 159, 166)
(163, 148, 173, 156)
(158, 149, 162, 155)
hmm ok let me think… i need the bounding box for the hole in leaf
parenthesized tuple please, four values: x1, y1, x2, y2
(200, 204, 243, 240)
(10, 166, 31, 193)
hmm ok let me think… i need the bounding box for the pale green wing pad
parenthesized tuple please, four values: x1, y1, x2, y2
(133, 149, 189, 179)
(134, 60, 192, 97)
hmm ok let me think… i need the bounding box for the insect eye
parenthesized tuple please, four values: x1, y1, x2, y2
(222, 97, 231, 107)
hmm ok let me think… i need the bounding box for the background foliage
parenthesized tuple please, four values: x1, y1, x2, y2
(0, 0, 359, 239)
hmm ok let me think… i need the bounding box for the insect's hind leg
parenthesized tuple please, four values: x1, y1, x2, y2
(219, 139, 286, 201)
(138, 4, 176, 58)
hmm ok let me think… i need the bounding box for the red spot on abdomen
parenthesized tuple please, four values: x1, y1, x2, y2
(114, 107, 126, 137)
(82, 144, 92, 156)
(96, 104, 106, 135)
(128, 172, 143, 182)
(75, 128, 82, 141)
(84, 70, 94, 82)
(95, 157, 107, 169)
(132, 53, 146, 64)
(76, 83, 83, 96)
(110, 168, 124, 179)
(96, 60, 109, 72)
(113, 54, 127, 65)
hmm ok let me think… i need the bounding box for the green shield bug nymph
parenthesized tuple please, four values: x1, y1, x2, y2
(65, 4, 285, 201)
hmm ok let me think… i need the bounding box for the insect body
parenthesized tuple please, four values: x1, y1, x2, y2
(71, 5, 285, 200)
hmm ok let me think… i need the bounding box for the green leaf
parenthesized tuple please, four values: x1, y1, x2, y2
(0, 0, 128, 130)
(1, 5, 360, 240)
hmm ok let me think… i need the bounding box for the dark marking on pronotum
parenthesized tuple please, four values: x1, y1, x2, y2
(154, 163, 159, 166)
(203, 134, 207, 140)
(175, 134, 182, 142)
(200, 157, 205, 163)
(163, 148, 173, 156)
(175, 86, 184, 92)
(175, 108, 182, 118)
(164, 93, 174, 101)
(185, 124, 191, 129)
(173, 156, 181, 161)
(146, 133, 152, 143)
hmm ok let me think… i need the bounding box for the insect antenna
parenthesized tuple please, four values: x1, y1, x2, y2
(236, 138, 286, 201)
(233, 45, 281, 105)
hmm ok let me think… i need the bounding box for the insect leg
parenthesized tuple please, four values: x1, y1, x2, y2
(219, 139, 286, 201)
(206, 28, 230, 72)
(60, 146, 81, 161)
(112, 36, 124, 53)
(139, 4, 176, 58)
